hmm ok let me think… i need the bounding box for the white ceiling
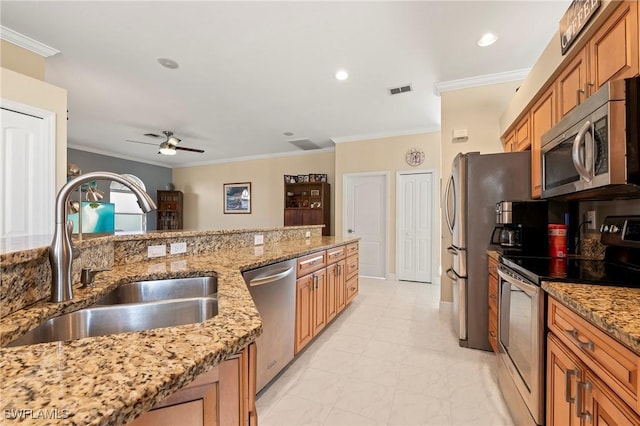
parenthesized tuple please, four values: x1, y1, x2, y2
(1, 1, 571, 168)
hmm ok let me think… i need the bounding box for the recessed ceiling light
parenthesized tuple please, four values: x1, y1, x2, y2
(157, 58, 179, 69)
(477, 33, 498, 47)
(335, 70, 349, 81)
(283, 131, 294, 136)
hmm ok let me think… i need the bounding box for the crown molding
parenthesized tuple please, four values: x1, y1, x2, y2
(0, 26, 60, 57)
(331, 127, 441, 144)
(434, 68, 530, 95)
(67, 144, 172, 169)
(179, 147, 336, 168)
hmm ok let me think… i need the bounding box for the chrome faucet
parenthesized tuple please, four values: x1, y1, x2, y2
(49, 171, 157, 302)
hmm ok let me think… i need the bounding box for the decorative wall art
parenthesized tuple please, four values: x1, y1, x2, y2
(224, 182, 251, 214)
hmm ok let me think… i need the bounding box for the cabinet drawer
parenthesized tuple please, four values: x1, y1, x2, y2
(326, 246, 346, 264)
(548, 297, 640, 413)
(297, 251, 327, 277)
(346, 242, 359, 256)
(346, 275, 358, 304)
(346, 254, 359, 279)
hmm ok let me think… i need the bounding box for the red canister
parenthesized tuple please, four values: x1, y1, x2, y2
(548, 224, 568, 258)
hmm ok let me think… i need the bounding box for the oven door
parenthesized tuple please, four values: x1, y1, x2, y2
(497, 264, 545, 425)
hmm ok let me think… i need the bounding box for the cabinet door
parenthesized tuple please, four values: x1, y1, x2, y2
(335, 260, 346, 314)
(515, 116, 530, 151)
(547, 334, 584, 426)
(584, 370, 640, 426)
(557, 48, 589, 118)
(312, 269, 327, 336)
(530, 87, 556, 199)
(326, 263, 338, 323)
(295, 275, 314, 354)
(504, 131, 516, 152)
(588, 0, 639, 92)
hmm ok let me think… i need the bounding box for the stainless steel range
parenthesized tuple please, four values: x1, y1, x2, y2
(497, 215, 640, 426)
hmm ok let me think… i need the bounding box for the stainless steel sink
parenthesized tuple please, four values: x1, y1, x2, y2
(6, 297, 218, 347)
(95, 276, 217, 305)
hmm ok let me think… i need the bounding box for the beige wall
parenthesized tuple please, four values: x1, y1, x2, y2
(439, 81, 521, 302)
(1, 67, 68, 190)
(0, 40, 45, 80)
(172, 151, 335, 231)
(334, 132, 441, 279)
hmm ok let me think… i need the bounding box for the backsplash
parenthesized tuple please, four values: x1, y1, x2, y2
(578, 237, 606, 259)
(0, 226, 323, 317)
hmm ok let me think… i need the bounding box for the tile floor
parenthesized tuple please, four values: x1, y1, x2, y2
(255, 277, 514, 426)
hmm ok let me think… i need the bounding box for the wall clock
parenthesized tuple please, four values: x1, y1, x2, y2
(405, 148, 425, 166)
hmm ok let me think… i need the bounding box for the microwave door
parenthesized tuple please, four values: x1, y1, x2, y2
(572, 120, 595, 182)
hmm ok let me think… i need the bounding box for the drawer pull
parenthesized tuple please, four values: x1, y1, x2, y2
(300, 255, 323, 266)
(576, 381, 592, 422)
(563, 328, 595, 352)
(565, 369, 577, 403)
(328, 250, 343, 257)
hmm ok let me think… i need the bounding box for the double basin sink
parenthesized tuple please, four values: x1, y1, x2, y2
(7, 277, 218, 347)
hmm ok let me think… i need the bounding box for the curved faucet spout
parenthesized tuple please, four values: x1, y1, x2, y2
(50, 172, 157, 302)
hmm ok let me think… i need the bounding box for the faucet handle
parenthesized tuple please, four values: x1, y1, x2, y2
(80, 267, 111, 288)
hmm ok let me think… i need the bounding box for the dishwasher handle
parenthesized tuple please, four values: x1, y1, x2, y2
(248, 266, 295, 287)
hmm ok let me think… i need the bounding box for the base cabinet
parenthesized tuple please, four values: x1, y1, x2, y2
(295, 243, 358, 354)
(487, 256, 499, 354)
(546, 297, 640, 426)
(130, 343, 257, 426)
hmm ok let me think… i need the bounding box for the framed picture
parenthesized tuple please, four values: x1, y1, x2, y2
(303, 175, 310, 182)
(284, 175, 291, 183)
(310, 189, 320, 196)
(224, 182, 251, 214)
(297, 175, 305, 183)
(319, 174, 328, 182)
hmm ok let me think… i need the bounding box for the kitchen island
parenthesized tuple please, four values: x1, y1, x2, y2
(0, 227, 358, 425)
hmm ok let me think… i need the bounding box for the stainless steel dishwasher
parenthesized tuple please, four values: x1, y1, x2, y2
(242, 259, 296, 392)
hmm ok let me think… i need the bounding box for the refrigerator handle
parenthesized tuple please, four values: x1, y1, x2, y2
(444, 174, 455, 234)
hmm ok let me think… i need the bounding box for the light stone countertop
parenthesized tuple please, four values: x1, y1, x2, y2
(0, 236, 357, 425)
(542, 282, 640, 355)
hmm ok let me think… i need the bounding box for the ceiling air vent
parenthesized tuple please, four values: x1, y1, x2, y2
(389, 84, 412, 95)
(288, 138, 321, 150)
(144, 133, 161, 138)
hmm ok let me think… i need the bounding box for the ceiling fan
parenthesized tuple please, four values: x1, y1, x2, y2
(126, 131, 205, 155)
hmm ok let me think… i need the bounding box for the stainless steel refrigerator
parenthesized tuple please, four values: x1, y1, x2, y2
(444, 151, 532, 351)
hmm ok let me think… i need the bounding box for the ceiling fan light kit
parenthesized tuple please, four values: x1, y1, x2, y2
(159, 141, 177, 155)
(126, 130, 204, 155)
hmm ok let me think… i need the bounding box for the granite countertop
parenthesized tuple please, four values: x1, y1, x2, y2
(0, 236, 357, 425)
(542, 282, 640, 355)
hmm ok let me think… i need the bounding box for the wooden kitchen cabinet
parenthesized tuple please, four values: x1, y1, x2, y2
(588, 0, 639, 94)
(130, 343, 257, 426)
(530, 86, 556, 199)
(557, 48, 589, 119)
(546, 297, 640, 424)
(515, 115, 531, 151)
(157, 190, 183, 230)
(503, 130, 516, 152)
(295, 243, 358, 354)
(487, 256, 499, 354)
(284, 182, 331, 236)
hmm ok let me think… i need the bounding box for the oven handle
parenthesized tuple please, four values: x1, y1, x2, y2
(572, 120, 593, 183)
(497, 268, 538, 297)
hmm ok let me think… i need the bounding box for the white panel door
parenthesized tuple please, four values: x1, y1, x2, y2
(397, 172, 433, 282)
(344, 173, 387, 278)
(1, 107, 54, 237)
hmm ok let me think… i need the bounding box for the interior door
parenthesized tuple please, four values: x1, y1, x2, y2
(397, 172, 433, 282)
(343, 173, 387, 278)
(1, 106, 55, 237)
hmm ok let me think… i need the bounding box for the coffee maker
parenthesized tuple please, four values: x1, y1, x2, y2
(491, 200, 548, 255)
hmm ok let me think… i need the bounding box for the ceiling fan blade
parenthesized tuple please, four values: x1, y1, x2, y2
(126, 139, 158, 146)
(176, 146, 205, 153)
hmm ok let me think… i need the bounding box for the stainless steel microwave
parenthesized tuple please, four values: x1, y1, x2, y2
(541, 76, 639, 200)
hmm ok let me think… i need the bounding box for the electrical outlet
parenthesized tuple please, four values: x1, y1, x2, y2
(147, 244, 166, 258)
(254, 234, 264, 245)
(305, 231, 311, 238)
(170, 242, 187, 255)
(586, 210, 597, 230)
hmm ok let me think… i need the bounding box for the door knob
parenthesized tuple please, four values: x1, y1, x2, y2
(347, 229, 354, 233)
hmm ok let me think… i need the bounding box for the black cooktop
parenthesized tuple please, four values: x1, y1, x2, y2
(500, 255, 640, 288)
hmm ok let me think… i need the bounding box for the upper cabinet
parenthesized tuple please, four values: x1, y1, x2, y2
(502, 0, 639, 193)
(284, 182, 331, 236)
(588, 0, 639, 92)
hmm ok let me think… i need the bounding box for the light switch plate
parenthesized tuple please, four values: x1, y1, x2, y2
(147, 244, 166, 258)
(170, 242, 187, 254)
(254, 234, 264, 245)
(305, 231, 311, 238)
